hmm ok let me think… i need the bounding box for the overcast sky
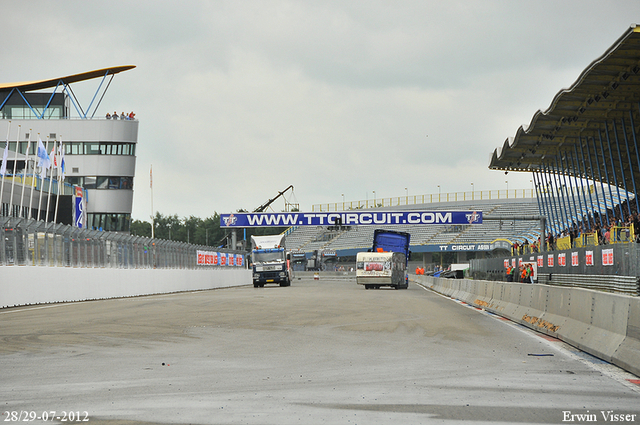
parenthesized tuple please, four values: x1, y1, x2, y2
(3, 1, 639, 220)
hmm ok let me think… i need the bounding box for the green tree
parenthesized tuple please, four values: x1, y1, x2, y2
(130, 219, 152, 237)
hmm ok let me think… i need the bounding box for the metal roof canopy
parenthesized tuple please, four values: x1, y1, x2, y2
(489, 25, 640, 191)
(0, 65, 135, 119)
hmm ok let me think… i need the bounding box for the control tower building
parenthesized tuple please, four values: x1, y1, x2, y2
(0, 66, 138, 232)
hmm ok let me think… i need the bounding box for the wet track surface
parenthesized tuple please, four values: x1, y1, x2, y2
(1, 278, 639, 424)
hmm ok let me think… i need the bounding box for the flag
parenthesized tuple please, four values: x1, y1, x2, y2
(51, 145, 57, 167)
(0, 141, 8, 176)
(59, 142, 66, 181)
(37, 138, 51, 173)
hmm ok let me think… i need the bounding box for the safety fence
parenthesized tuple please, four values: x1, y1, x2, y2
(471, 242, 640, 296)
(0, 216, 245, 269)
(313, 189, 536, 212)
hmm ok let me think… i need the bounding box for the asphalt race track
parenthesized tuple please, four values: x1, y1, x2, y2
(1, 278, 639, 424)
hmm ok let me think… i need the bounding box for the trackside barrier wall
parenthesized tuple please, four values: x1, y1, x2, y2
(412, 275, 640, 377)
(0, 266, 251, 308)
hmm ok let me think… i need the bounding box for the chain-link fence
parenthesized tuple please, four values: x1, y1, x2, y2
(0, 216, 246, 269)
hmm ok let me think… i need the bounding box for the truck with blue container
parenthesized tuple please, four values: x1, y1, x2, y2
(250, 234, 291, 287)
(356, 229, 410, 289)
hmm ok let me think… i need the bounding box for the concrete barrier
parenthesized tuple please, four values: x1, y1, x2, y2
(0, 266, 252, 309)
(412, 274, 640, 377)
(613, 297, 640, 376)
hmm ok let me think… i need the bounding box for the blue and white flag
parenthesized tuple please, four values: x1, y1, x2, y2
(37, 138, 51, 175)
(58, 140, 66, 181)
(0, 141, 8, 176)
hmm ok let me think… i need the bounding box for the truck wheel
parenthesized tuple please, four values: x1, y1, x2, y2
(253, 282, 259, 288)
(364, 285, 371, 290)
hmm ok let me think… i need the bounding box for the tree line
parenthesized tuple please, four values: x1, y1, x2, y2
(130, 212, 285, 249)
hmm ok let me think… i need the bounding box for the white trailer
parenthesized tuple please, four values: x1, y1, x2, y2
(356, 251, 407, 289)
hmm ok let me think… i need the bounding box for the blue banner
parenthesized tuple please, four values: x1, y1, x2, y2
(220, 211, 482, 227)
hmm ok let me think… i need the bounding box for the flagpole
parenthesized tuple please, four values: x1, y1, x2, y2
(54, 136, 63, 224)
(0, 120, 11, 217)
(20, 129, 32, 218)
(37, 135, 49, 221)
(45, 136, 57, 222)
(8, 125, 21, 217)
(29, 133, 40, 219)
(150, 164, 154, 239)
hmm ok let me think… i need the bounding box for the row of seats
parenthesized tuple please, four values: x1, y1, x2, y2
(284, 198, 542, 251)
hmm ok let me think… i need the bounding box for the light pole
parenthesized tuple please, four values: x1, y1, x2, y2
(405, 187, 408, 205)
(437, 185, 441, 202)
(505, 180, 509, 198)
(471, 182, 474, 200)
(530, 179, 534, 197)
(373, 191, 376, 206)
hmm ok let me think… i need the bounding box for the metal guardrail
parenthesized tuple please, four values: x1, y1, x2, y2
(313, 189, 536, 212)
(537, 274, 639, 296)
(0, 216, 245, 269)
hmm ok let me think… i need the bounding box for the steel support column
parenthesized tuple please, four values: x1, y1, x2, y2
(604, 122, 625, 220)
(534, 169, 552, 236)
(532, 169, 544, 217)
(612, 119, 631, 217)
(543, 162, 561, 234)
(598, 128, 617, 222)
(582, 137, 602, 228)
(568, 150, 586, 228)
(559, 154, 577, 228)
(628, 107, 640, 213)
(621, 116, 639, 214)
(588, 137, 608, 225)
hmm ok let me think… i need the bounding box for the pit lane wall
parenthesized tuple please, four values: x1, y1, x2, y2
(411, 275, 640, 377)
(0, 267, 252, 309)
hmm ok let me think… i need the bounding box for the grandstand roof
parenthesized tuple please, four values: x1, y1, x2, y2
(0, 65, 136, 92)
(489, 25, 640, 188)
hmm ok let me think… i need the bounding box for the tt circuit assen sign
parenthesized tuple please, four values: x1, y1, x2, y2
(220, 211, 482, 228)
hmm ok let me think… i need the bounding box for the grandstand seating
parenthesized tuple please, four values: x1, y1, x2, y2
(284, 190, 632, 253)
(284, 198, 542, 252)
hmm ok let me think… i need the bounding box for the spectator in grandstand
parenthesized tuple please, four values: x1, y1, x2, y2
(547, 234, 555, 251)
(105, 112, 111, 119)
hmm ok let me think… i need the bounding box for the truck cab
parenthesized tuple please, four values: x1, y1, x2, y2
(251, 234, 292, 287)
